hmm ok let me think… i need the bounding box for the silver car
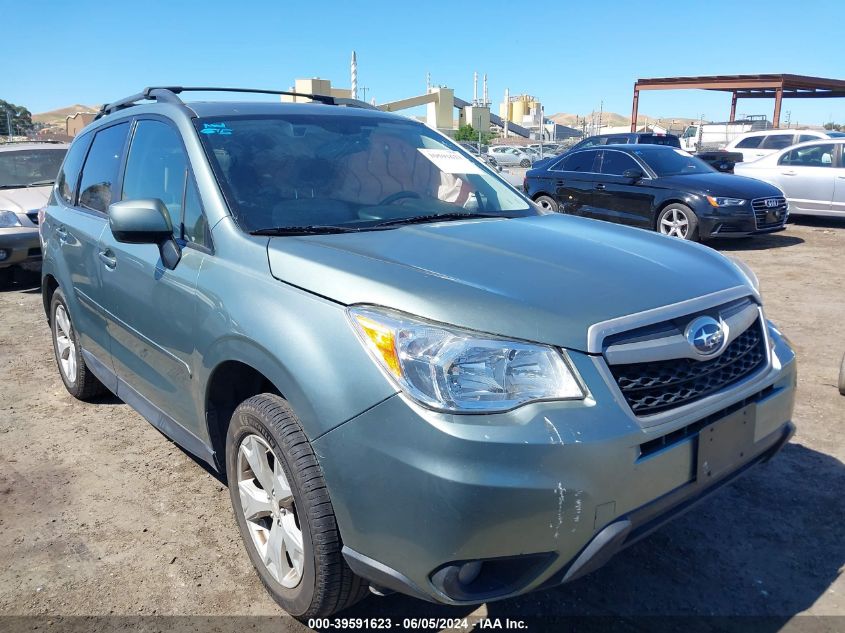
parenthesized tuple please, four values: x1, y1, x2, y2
(734, 139, 845, 217)
(0, 141, 68, 285)
(487, 146, 534, 167)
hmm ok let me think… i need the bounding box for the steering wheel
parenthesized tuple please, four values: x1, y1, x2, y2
(379, 191, 421, 206)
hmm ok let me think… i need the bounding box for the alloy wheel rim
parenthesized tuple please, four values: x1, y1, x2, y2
(54, 305, 77, 383)
(537, 198, 556, 211)
(237, 434, 304, 588)
(659, 208, 690, 239)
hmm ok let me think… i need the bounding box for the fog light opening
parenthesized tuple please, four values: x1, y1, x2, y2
(0, 250, 9, 262)
(457, 561, 482, 585)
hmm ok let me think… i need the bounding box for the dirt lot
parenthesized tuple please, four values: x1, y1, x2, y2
(1, 217, 844, 628)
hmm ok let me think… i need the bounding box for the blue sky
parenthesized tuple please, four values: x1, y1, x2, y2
(4, 0, 845, 125)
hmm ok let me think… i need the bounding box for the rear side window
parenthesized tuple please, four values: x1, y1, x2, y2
(556, 150, 599, 172)
(606, 136, 629, 144)
(779, 144, 835, 167)
(760, 134, 794, 150)
(735, 136, 763, 149)
(78, 123, 129, 213)
(638, 135, 681, 148)
(56, 138, 89, 205)
(600, 151, 640, 176)
(798, 134, 821, 143)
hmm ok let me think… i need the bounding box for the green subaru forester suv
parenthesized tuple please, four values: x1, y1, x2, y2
(41, 87, 796, 618)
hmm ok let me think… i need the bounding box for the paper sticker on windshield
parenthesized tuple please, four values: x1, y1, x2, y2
(200, 122, 233, 136)
(418, 149, 482, 175)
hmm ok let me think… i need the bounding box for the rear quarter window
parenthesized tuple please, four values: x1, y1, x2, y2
(56, 136, 91, 205)
(735, 136, 763, 149)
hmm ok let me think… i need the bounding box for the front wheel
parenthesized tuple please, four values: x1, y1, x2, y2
(534, 195, 560, 212)
(226, 394, 368, 618)
(519, 158, 531, 168)
(656, 203, 700, 241)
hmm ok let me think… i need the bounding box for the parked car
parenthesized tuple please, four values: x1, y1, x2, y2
(570, 132, 682, 151)
(488, 145, 534, 167)
(0, 141, 68, 286)
(679, 117, 771, 152)
(525, 145, 788, 240)
(725, 129, 845, 163)
(734, 139, 845, 217)
(43, 86, 796, 618)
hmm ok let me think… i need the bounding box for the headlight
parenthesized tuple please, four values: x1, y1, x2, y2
(349, 306, 585, 413)
(706, 196, 746, 207)
(0, 210, 22, 228)
(727, 255, 759, 292)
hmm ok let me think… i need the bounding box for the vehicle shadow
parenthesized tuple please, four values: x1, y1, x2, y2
(0, 268, 41, 292)
(789, 215, 845, 230)
(713, 233, 804, 252)
(340, 442, 844, 629)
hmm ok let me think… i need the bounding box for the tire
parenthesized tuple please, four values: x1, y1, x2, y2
(226, 394, 368, 618)
(534, 195, 560, 212)
(519, 158, 531, 168)
(50, 288, 109, 400)
(656, 203, 700, 241)
(839, 353, 845, 396)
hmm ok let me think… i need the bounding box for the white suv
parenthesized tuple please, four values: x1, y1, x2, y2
(725, 129, 845, 163)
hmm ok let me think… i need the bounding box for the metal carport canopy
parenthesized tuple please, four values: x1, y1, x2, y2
(630, 74, 845, 131)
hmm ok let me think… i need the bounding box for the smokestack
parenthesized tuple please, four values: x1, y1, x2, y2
(483, 73, 488, 106)
(504, 88, 510, 137)
(351, 51, 358, 100)
(473, 71, 478, 104)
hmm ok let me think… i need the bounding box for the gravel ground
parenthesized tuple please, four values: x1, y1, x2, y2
(0, 216, 843, 629)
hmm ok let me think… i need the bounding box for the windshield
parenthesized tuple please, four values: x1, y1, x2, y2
(0, 147, 67, 188)
(195, 114, 534, 233)
(633, 148, 714, 177)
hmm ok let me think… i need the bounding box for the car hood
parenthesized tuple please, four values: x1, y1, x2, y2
(0, 185, 51, 214)
(657, 172, 783, 198)
(266, 214, 752, 352)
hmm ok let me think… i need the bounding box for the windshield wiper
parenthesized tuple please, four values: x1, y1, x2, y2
(27, 179, 55, 187)
(0, 183, 28, 190)
(373, 212, 507, 228)
(250, 225, 363, 236)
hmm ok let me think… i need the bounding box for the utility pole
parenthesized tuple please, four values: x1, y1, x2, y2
(4, 109, 12, 140)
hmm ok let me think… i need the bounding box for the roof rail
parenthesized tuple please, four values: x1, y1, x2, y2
(95, 86, 376, 120)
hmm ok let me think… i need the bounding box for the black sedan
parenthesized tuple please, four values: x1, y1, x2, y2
(524, 145, 787, 241)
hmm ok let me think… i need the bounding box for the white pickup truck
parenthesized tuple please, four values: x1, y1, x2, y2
(679, 117, 771, 153)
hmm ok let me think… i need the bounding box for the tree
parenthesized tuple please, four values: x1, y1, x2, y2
(823, 122, 842, 132)
(454, 124, 493, 145)
(0, 100, 34, 136)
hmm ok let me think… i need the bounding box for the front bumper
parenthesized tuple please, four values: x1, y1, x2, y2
(0, 227, 41, 268)
(313, 328, 797, 604)
(698, 205, 787, 239)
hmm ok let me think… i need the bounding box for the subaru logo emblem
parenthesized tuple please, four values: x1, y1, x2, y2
(765, 199, 779, 208)
(685, 316, 727, 357)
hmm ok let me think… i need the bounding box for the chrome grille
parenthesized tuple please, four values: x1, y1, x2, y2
(751, 197, 787, 230)
(608, 320, 767, 416)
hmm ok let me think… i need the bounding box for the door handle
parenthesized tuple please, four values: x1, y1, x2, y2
(594, 183, 606, 191)
(98, 250, 117, 269)
(55, 226, 68, 242)
(780, 171, 797, 176)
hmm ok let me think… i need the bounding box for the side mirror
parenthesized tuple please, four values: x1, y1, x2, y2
(623, 168, 644, 181)
(109, 199, 181, 270)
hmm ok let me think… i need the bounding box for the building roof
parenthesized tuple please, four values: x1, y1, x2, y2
(634, 74, 845, 99)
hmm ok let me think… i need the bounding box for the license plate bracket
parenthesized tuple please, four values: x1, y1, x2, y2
(697, 404, 756, 482)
